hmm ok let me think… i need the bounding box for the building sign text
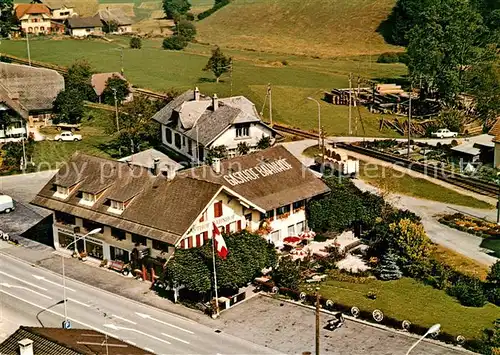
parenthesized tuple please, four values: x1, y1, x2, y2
(223, 159, 292, 186)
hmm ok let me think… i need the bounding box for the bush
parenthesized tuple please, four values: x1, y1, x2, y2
(377, 52, 400, 63)
(449, 279, 487, 307)
(487, 261, 500, 284)
(130, 37, 142, 49)
(486, 286, 500, 306)
(174, 20, 196, 41)
(272, 257, 301, 291)
(162, 35, 188, 50)
(198, 0, 230, 20)
(376, 250, 403, 281)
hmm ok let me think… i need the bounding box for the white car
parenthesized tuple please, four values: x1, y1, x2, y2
(0, 195, 14, 213)
(431, 129, 458, 139)
(55, 131, 82, 142)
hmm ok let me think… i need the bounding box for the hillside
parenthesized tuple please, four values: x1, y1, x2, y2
(197, 0, 401, 58)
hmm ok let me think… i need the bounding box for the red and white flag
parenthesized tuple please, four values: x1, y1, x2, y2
(212, 222, 228, 259)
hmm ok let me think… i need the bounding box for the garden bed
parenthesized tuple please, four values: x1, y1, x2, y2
(439, 213, 500, 239)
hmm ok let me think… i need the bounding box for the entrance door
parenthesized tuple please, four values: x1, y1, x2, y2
(76, 238, 85, 253)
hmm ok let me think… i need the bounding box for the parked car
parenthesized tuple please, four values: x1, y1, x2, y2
(0, 195, 14, 213)
(431, 129, 458, 138)
(55, 131, 82, 142)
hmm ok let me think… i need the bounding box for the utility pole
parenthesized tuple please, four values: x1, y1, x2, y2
(229, 59, 233, 96)
(407, 85, 412, 158)
(320, 128, 326, 167)
(26, 32, 31, 66)
(21, 126, 26, 173)
(315, 287, 320, 355)
(120, 48, 124, 75)
(348, 73, 352, 135)
(268, 83, 273, 127)
(112, 88, 119, 132)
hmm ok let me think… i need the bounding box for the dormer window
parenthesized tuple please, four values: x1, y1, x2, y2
(108, 199, 125, 214)
(53, 185, 69, 199)
(235, 124, 250, 138)
(79, 192, 96, 206)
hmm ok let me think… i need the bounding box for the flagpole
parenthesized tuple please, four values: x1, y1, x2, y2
(211, 229, 220, 317)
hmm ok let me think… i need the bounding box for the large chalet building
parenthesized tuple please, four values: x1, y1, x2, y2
(32, 146, 329, 271)
(152, 88, 280, 163)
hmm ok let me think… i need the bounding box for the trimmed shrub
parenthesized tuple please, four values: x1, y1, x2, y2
(162, 35, 188, 50)
(486, 286, 500, 306)
(449, 279, 487, 307)
(377, 52, 400, 63)
(130, 37, 142, 49)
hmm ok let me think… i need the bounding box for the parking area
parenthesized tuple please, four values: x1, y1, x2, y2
(214, 295, 470, 355)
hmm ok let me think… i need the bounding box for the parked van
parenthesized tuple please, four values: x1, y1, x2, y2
(0, 195, 14, 213)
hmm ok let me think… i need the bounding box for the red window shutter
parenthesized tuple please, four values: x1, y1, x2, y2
(196, 234, 202, 247)
(187, 237, 193, 249)
(180, 239, 185, 249)
(203, 231, 209, 241)
(214, 201, 223, 218)
(226, 224, 231, 234)
(237, 220, 242, 231)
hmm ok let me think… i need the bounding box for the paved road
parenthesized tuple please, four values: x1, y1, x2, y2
(0, 252, 278, 355)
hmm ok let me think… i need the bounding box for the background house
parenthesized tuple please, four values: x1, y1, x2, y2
(91, 72, 133, 103)
(48, 5, 78, 21)
(0, 326, 152, 354)
(0, 84, 29, 142)
(98, 7, 133, 34)
(66, 15, 102, 37)
(14, 3, 52, 35)
(42, 0, 98, 17)
(0, 62, 64, 127)
(152, 88, 280, 163)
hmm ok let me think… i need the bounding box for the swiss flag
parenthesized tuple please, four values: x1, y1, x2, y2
(212, 222, 228, 259)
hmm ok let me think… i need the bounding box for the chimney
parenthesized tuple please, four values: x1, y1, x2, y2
(162, 167, 176, 180)
(212, 94, 218, 111)
(18, 339, 34, 355)
(194, 87, 200, 101)
(212, 158, 221, 174)
(152, 157, 161, 175)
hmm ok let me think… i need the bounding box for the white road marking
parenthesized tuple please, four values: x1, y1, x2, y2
(67, 298, 90, 307)
(135, 312, 194, 334)
(32, 274, 76, 292)
(0, 289, 119, 339)
(112, 314, 137, 325)
(144, 348, 155, 353)
(104, 323, 171, 345)
(0, 282, 52, 300)
(0, 271, 48, 291)
(161, 332, 190, 344)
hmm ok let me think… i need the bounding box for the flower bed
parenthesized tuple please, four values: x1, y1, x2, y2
(439, 213, 500, 239)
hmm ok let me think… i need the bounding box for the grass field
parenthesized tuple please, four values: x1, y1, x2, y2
(480, 238, 500, 258)
(0, 37, 406, 137)
(312, 277, 498, 340)
(197, 0, 402, 58)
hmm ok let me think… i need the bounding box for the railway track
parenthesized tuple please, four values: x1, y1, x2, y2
(272, 124, 319, 140)
(338, 143, 498, 198)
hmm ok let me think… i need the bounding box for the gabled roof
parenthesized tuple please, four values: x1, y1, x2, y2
(32, 152, 222, 244)
(179, 145, 330, 211)
(0, 63, 64, 112)
(15, 4, 51, 19)
(91, 72, 128, 97)
(98, 7, 133, 26)
(0, 83, 29, 120)
(0, 326, 152, 355)
(67, 15, 102, 29)
(43, 0, 98, 16)
(119, 148, 183, 172)
(152, 90, 278, 147)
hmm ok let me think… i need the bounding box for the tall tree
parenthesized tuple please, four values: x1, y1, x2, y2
(102, 75, 130, 106)
(53, 88, 85, 124)
(174, 19, 196, 41)
(0, 0, 14, 38)
(467, 62, 500, 121)
(65, 60, 96, 101)
(162, 0, 191, 19)
(203, 46, 232, 83)
(376, 250, 403, 281)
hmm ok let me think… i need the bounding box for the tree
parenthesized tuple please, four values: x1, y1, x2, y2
(376, 250, 403, 281)
(467, 63, 500, 121)
(237, 142, 250, 155)
(272, 256, 301, 291)
(162, 35, 188, 50)
(65, 60, 96, 102)
(165, 248, 212, 294)
(438, 108, 465, 133)
(103, 20, 118, 33)
(406, 0, 493, 104)
(130, 37, 142, 49)
(203, 46, 232, 83)
(206, 145, 227, 164)
(174, 20, 196, 41)
(101, 75, 130, 106)
(53, 88, 85, 124)
(488, 261, 500, 284)
(0, 0, 14, 38)
(389, 218, 432, 264)
(257, 135, 271, 150)
(1, 136, 35, 170)
(449, 278, 487, 307)
(114, 96, 161, 155)
(162, 0, 191, 19)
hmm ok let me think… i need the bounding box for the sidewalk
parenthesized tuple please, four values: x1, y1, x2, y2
(0, 237, 208, 324)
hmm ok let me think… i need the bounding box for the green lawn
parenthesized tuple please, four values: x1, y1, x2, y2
(312, 277, 498, 340)
(358, 160, 493, 209)
(0, 37, 406, 138)
(34, 108, 114, 169)
(480, 238, 500, 258)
